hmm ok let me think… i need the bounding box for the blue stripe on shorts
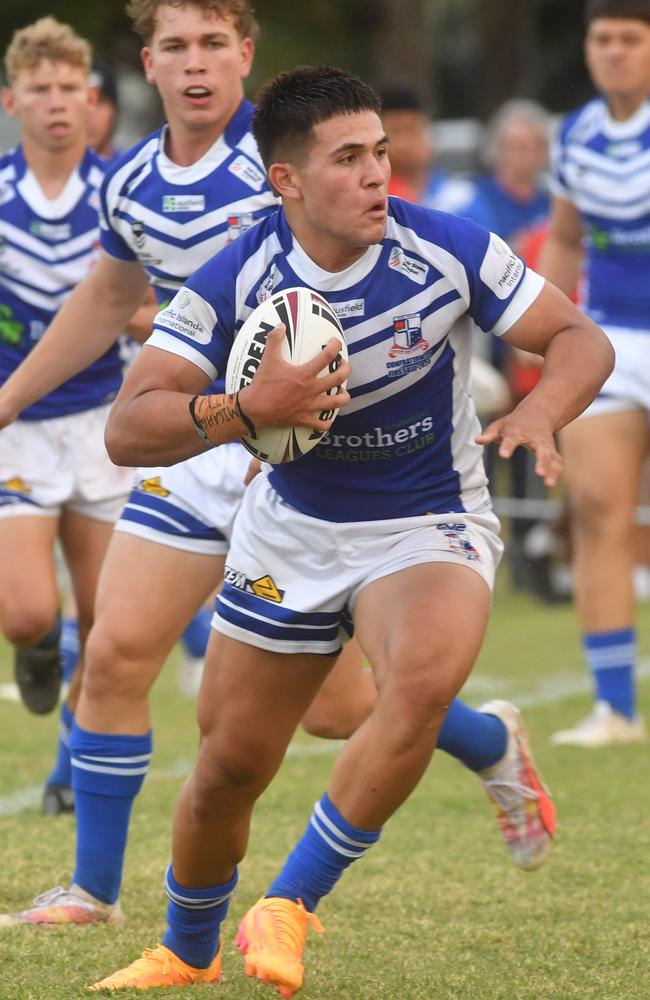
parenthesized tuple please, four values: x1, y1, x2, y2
(0, 488, 41, 508)
(120, 490, 225, 542)
(217, 583, 342, 644)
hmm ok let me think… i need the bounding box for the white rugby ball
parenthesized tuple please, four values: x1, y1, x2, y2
(225, 286, 348, 464)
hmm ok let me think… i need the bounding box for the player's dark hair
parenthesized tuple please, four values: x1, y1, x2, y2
(585, 0, 650, 25)
(378, 85, 425, 115)
(253, 65, 382, 170)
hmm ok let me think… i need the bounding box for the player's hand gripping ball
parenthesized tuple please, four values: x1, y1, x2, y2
(226, 286, 348, 463)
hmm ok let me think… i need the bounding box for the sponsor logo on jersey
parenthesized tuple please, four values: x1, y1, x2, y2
(588, 223, 650, 253)
(156, 288, 215, 345)
(137, 476, 170, 497)
(256, 264, 282, 303)
(605, 140, 642, 158)
(317, 414, 435, 462)
(163, 194, 206, 213)
(1, 476, 31, 494)
(227, 213, 255, 242)
(30, 221, 71, 241)
(224, 565, 285, 603)
(435, 522, 480, 561)
(228, 154, 266, 191)
(332, 299, 365, 320)
(387, 246, 429, 284)
(0, 304, 24, 347)
(389, 314, 429, 358)
(479, 234, 524, 299)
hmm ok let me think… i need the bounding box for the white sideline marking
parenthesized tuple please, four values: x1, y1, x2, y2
(1, 662, 648, 818)
(0, 683, 20, 703)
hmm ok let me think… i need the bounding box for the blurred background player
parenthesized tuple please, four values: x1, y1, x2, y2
(0, 18, 134, 816)
(539, 0, 650, 746)
(0, 0, 558, 935)
(87, 57, 120, 161)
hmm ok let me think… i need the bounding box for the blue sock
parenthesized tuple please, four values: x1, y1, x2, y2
(267, 793, 381, 911)
(70, 724, 152, 904)
(583, 628, 637, 719)
(180, 607, 212, 659)
(61, 617, 80, 684)
(163, 865, 238, 969)
(437, 699, 508, 771)
(46, 701, 74, 788)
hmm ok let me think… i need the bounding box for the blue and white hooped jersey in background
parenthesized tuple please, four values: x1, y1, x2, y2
(0, 146, 123, 420)
(552, 97, 650, 330)
(99, 98, 279, 311)
(148, 198, 544, 523)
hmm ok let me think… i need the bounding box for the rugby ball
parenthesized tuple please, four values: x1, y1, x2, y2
(225, 286, 348, 464)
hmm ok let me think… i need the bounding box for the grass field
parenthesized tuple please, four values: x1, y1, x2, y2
(1, 574, 649, 1000)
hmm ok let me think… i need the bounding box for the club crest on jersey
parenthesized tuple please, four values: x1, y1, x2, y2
(227, 213, 254, 242)
(224, 566, 285, 603)
(387, 246, 429, 284)
(389, 314, 429, 358)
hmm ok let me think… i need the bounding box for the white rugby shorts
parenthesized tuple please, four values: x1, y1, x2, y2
(214, 472, 504, 655)
(0, 404, 134, 522)
(115, 443, 251, 555)
(582, 326, 650, 417)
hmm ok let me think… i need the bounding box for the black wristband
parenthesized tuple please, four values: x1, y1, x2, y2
(188, 395, 213, 447)
(236, 390, 257, 438)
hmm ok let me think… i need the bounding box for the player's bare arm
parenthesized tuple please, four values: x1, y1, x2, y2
(477, 281, 614, 486)
(123, 286, 161, 343)
(105, 325, 350, 467)
(0, 253, 150, 427)
(537, 196, 584, 297)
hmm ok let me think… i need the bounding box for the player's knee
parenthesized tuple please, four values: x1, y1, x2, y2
(189, 745, 268, 828)
(82, 624, 153, 702)
(1, 606, 57, 647)
(379, 669, 455, 750)
(571, 485, 631, 537)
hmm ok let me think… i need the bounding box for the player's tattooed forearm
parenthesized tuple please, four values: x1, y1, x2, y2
(189, 392, 244, 446)
(195, 393, 239, 431)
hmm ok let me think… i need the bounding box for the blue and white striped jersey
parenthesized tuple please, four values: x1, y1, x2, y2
(100, 99, 279, 308)
(149, 198, 544, 522)
(0, 145, 123, 420)
(552, 97, 650, 330)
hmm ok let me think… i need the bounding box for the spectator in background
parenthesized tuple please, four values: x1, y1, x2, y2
(379, 84, 474, 212)
(462, 100, 556, 601)
(462, 99, 551, 249)
(87, 57, 120, 161)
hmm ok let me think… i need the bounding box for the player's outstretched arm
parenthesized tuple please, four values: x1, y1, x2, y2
(0, 253, 150, 428)
(476, 281, 614, 487)
(105, 325, 350, 467)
